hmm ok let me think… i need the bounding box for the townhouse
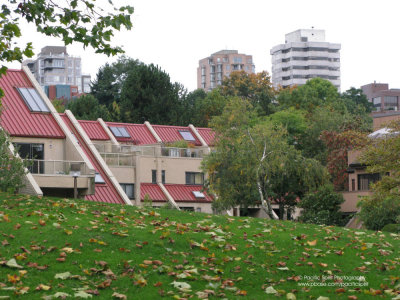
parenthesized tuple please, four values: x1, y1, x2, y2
(341, 113, 400, 227)
(0, 67, 214, 212)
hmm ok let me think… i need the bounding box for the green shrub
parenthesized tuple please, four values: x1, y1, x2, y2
(381, 223, 400, 233)
(143, 194, 153, 207)
(298, 184, 344, 226)
(358, 194, 400, 231)
(0, 130, 27, 193)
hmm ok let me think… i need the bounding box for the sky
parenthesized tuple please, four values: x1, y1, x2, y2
(9, 0, 400, 92)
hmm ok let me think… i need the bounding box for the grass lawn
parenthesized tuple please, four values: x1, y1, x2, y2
(0, 193, 399, 299)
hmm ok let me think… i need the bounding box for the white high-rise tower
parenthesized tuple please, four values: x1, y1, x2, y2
(270, 29, 341, 90)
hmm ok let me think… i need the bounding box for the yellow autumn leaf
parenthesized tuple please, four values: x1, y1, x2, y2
(307, 240, 317, 246)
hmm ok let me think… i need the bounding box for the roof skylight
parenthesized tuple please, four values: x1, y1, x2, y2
(17, 88, 50, 113)
(95, 172, 105, 184)
(179, 130, 196, 142)
(192, 191, 205, 198)
(109, 126, 130, 138)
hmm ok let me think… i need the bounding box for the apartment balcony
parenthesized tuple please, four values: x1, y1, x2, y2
(160, 147, 204, 158)
(100, 152, 136, 167)
(27, 159, 94, 189)
(94, 143, 205, 159)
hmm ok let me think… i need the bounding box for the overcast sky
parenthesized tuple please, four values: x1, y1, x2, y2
(9, 0, 400, 92)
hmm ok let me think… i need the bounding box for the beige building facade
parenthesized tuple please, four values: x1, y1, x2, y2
(197, 50, 255, 91)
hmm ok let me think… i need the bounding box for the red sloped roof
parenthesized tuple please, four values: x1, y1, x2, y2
(196, 128, 216, 146)
(60, 114, 125, 205)
(78, 120, 109, 141)
(0, 70, 65, 138)
(152, 125, 201, 146)
(85, 184, 122, 204)
(106, 122, 157, 145)
(141, 183, 166, 202)
(164, 184, 213, 203)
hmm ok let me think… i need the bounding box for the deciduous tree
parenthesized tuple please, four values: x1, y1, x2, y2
(202, 98, 328, 219)
(220, 71, 276, 115)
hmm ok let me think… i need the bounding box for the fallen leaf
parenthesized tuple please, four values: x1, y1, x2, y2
(54, 272, 71, 280)
(36, 284, 51, 291)
(265, 286, 278, 294)
(6, 258, 23, 269)
(112, 292, 127, 299)
(307, 240, 317, 246)
(74, 291, 93, 298)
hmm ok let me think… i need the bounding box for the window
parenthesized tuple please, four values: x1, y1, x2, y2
(226, 65, 230, 71)
(192, 191, 205, 198)
(181, 207, 194, 211)
(358, 173, 380, 190)
(109, 126, 130, 138)
(301, 37, 308, 42)
(373, 97, 382, 112)
(120, 183, 134, 199)
(152, 170, 165, 184)
(233, 57, 242, 63)
(179, 130, 196, 142)
(223, 57, 228, 63)
(384, 96, 398, 110)
(14, 143, 44, 174)
(17, 88, 50, 112)
(185, 172, 204, 185)
(53, 59, 64, 67)
(95, 172, 105, 184)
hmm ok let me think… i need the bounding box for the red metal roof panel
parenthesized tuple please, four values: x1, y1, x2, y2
(140, 183, 166, 202)
(106, 122, 157, 145)
(164, 184, 213, 203)
(60, 114, 125, 205)
(79, 120, 109, 141)
(152, 125, 202, 146)
(0, 70, 65, 138)
(196, 128, 216, 146)
(85, 184, 122, 204)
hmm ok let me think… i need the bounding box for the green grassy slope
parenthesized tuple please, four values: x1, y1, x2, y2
(0, 193, 399, 299)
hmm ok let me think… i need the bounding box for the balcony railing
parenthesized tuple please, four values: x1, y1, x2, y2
(99, 153, 135, 167)
(161, 147, 204, 158)
(94, 143, 205, 158)
(25, 160, 93, 176)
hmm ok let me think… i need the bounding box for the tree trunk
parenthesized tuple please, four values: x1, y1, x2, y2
(257, 180, 278, 219)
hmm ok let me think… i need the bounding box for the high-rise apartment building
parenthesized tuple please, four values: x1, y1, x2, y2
(22, 46, 91, 93)
(197, 50, 255, 91)
(270, 29, 341, 89)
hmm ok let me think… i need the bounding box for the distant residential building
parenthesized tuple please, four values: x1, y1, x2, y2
(270, 29, 341, 90)
(44, 85, 80, 101)
(197, 50, 255, 91)
(361, 82, 400, 113)
(22, 46, 91, 93)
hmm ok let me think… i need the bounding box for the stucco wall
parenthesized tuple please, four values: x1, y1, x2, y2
(11, 137, 65, 161)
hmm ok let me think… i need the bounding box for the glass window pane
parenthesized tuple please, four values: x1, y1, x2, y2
(109, 127, 123, 137)
(121, 184, 134, 199)
(95, 172, 105, 183)
(118, 127, 130, 138)
(179, 131, 196, 141)
(19, 88, 40, 111)
(195, 173, 203, 184)
(29, 89, 50, 112)
(193, 191, 205, 198)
